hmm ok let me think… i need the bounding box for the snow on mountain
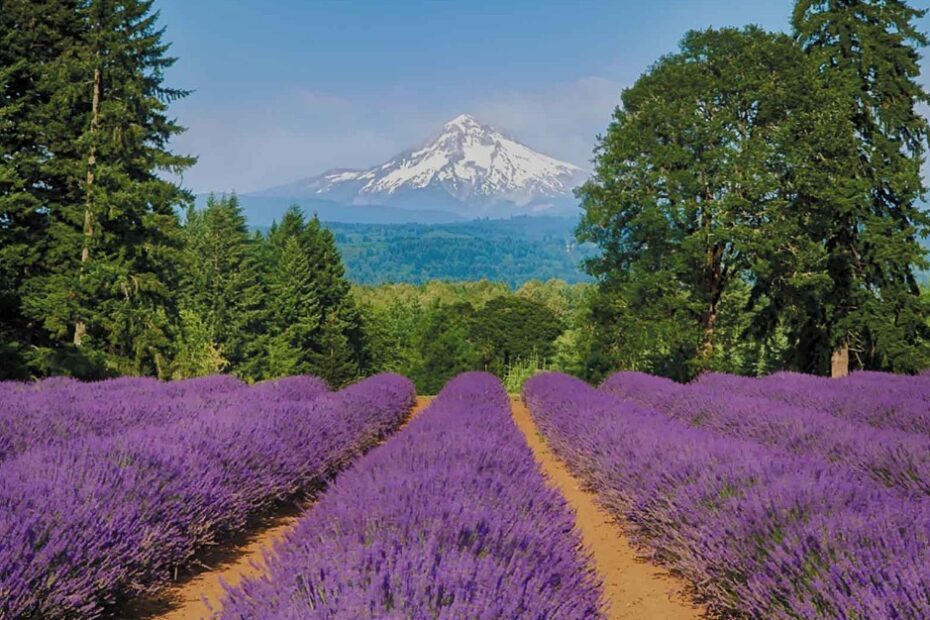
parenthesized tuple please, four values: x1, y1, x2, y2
(254, 114, 588, 217)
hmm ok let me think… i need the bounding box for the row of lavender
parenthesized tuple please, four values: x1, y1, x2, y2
(0, 373, 414, 619)
(220, 372, 604, 619)
(603, 371, 930, 496)
(0, 374, 249, 460)
(524, 372, 930, 619)
(695, 370, 930, 435)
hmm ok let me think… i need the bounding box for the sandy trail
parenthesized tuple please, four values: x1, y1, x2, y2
(136, 396, 433, 620)
(511, 397, 704, 620)
(136, 395, 699, 619)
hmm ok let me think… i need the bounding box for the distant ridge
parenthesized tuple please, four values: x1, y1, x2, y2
(194, 195, 465, 227)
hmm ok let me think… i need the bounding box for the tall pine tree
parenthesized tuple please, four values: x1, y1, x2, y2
(177, 194, 265, 378)
(792, 0, 930, 375)
(0, 0, 86, 377)
(264, 234, 322, 378)
(260, 206, 367, 383)
(5, 0, 193, 377)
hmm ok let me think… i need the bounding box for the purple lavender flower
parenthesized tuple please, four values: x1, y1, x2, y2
(0, 373, 413, 619)
(525, 372, 930, 619)
(220, 372, 604, 619)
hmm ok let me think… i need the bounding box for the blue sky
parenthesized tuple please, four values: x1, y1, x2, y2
(155, 0, 930, 194)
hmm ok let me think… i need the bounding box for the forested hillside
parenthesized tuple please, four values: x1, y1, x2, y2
(328, 218, 593, 286)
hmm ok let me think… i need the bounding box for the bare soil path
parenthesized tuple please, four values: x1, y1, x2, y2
(134, 396, 433, 620)
(133, 396, 700, 619)
(511, 397, 705, 620)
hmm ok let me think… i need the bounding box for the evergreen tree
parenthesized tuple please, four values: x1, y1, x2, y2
(308, 311, 360, 388)
(260, 206, 365, 381)
(263, 235, 322, 378)
(5, 0, 193, 376)
(303, 214, 370, 372)
(178, 194, 265, 378)
(791, 0, 930, 375)
(0, 0, 87, 377)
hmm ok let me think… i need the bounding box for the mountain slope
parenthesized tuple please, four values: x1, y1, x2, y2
(254, 114, 588, 217)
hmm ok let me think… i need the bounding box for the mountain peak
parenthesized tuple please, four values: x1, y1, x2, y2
(255, 116, 588, 217)
(443, 113, 484, 132)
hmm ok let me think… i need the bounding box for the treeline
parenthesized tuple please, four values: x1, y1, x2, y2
(175, 198, 366, 386)
(329, 218, 594, 286)
(359, 280, 589, 393)
(0, 2, 366, 386)
(578, 0, 930, 379)
(0, 0, 581, 390)
(4, 0, 930, 386)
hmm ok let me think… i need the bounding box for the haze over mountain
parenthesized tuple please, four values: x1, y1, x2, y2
(251, 114, 589, 219)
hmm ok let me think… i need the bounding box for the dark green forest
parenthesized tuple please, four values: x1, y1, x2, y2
(326, 218, 594, 286)
(3, 0, 930, 390)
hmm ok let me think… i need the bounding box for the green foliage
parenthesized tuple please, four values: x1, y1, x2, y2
(307, 311, 360, 388)
(1, 0, 193, 378)
(782, 0, 930, 373)
(0, 1, 87, 378)
(472, 296, 564, 376)
(578, 27, 828, 378)
(578, 11, 930, 379)
(262, 226, 322, 378)
(179, 194, 265, 376)
(327, 217, 594, 286)
(502, 353, 549, 395)
(408, 304, 481, 395)
(359, 280, 583, 393)
(171, 308, 226, 379)
(248, 207, 363, 383)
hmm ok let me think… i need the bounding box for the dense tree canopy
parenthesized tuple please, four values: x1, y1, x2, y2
(1, 0, 193, 377)
(787, 0, 930, 375)
(579, 27, 829, 373)
(579, 5, 930, 379)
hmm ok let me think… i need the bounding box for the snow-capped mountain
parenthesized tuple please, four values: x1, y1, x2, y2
(254, 114, 588, 217)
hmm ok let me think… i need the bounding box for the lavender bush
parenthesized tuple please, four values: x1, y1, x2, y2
(0, 373, 413, 619)
(693, 370, 930, 436)
(603, 371, 930, 496)
(0, 374, 250, 460)
(220, 372, 603, 619)
(524, 372, 930, 619)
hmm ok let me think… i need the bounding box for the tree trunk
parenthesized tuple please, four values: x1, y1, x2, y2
(700, 302, 718, 360)
(831, 340, 849, 378)
(74, 63, 101, 346)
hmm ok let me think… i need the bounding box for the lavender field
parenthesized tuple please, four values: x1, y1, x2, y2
(1, 369, 927, 619)
(220, 372, 602, 619)
(525, 371, 930, 619)
(0, 373, 413, 618)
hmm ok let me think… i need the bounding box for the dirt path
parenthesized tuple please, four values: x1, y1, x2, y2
(140, 396, 433, 620)
(511, 397, 704, 620)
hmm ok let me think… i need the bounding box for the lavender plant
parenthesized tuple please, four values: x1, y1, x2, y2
(0, 373, 413, 619)
(603, 371, 930, 496)
(693, 371, 930, 435)
(220, 372, 604, 619)
(524, 372, 930, 619)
